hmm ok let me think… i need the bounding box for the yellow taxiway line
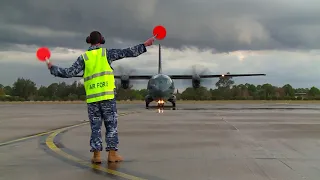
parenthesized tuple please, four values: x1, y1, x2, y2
(45, 112, 146, 180)
(0, 111, 139, 147)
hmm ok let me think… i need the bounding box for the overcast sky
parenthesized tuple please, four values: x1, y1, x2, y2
(1, 0, 320, 90)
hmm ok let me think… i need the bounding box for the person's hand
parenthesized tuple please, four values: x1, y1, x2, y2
(144, 37, 155, 47)
(47, 61, 52, 69)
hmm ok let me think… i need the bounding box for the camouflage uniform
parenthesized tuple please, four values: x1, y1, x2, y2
(50, 44, 147, 151)
(87, 99, 118, 151)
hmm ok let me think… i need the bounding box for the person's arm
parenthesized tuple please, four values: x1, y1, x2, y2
(107, 43, 147, 62)
(107, 37, 155, 62)
(49, 55, 85, 78)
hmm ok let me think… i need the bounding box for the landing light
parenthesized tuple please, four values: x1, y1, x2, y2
(157, 100, 165, 104)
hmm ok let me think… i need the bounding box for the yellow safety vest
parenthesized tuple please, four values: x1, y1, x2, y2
(81, 48, 115, 103)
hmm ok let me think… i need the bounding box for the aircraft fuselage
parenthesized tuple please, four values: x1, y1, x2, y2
(145, 74, 176, 107)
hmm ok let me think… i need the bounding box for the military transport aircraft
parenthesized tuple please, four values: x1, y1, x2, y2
(75, 44, 266, 108)
(111, 44, 266, 108)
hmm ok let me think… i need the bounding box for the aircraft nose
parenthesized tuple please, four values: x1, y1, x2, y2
(155, 83, 170, 91)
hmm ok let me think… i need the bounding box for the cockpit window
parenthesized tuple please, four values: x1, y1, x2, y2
(157, 75, 172, 85)
(148, 74, 173, 89)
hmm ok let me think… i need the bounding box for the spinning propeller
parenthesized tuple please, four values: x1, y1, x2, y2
(190, 65, 209, 77)
(180, 65, 213, 88)
(114, 65, 137, 79)
(113, 65, 138, 89)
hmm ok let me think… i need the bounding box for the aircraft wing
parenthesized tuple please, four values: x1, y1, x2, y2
(114, 75, 152, 80)
(74, 75, 83, 78)
(169, 73, 266, 79)
(73, 75, 153, 79)
(74, 74, 266, 79)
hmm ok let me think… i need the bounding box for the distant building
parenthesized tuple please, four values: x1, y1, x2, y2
(295, 92, 307, 99)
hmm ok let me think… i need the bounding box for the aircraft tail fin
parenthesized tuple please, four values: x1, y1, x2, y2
(158, 44, 162, 74)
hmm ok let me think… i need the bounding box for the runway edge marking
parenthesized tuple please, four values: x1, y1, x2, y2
(45, 111, 147, 180)
(0, 111, 140, 147)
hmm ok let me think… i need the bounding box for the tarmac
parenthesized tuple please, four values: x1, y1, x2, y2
(1, 102, 320, 180)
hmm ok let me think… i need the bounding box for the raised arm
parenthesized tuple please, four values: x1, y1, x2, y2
(107, 37, 155, 62)
(107, 44, 146, 62)
(49, 56, 85, 78)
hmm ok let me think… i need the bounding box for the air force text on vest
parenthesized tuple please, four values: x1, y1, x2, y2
(89, 81, 109, 89)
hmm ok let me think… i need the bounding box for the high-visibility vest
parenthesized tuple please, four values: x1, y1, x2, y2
(82, 48, 115, 103)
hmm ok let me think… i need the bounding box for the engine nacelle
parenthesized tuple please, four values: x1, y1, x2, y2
(120, 75, 130, 89)
(192, 75, 201, 88)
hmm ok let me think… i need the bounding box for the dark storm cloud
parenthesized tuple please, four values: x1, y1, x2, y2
(1, 0, 320, 51)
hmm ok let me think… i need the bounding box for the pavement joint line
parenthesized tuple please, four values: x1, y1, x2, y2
(45, 111, 146, 180)
(0, 111, 140, 147)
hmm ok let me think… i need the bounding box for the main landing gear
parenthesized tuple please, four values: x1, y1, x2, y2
(168, 99, 176, 108)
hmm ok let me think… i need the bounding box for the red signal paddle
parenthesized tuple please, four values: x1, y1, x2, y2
(152, 25, 167, 40)
(36, 47, 51, 64)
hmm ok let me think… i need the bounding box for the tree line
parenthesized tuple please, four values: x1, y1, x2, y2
(1, 75, 320, 101)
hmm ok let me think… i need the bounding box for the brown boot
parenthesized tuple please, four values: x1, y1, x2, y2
(108, 150, 123, 162)
(91, 151, 102, 164)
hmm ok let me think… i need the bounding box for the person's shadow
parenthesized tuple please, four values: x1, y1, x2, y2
(107, 162, 121, 170)
(90, 162, 122, 175)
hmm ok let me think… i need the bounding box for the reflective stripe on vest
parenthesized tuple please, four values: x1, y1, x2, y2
(82, 48, 115, 103)
(83, 71, 114, 82)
